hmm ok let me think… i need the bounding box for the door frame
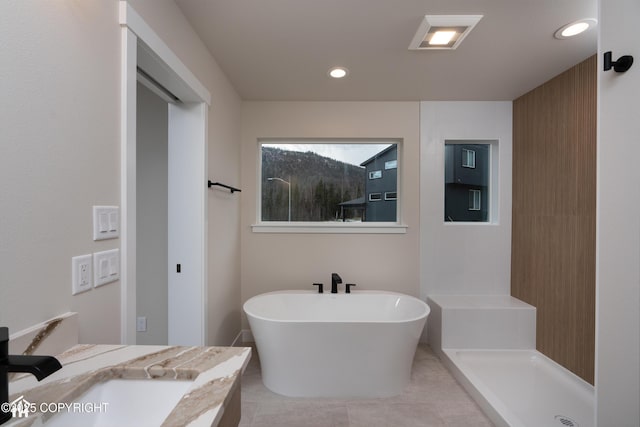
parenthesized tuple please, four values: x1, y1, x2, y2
(119, 2, 211, 345)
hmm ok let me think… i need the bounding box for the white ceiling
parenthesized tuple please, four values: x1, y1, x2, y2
(174, 0, 597, 101)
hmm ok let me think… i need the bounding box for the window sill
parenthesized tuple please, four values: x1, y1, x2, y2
(443, 221, 500, 226)
(252, 222, 408, 234)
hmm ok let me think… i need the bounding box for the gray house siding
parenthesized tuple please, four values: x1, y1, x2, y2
(444, 144, 489, 222)
(361, 145, 397, 222)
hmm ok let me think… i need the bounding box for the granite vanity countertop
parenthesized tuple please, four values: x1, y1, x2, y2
(6, 344, 251, 427)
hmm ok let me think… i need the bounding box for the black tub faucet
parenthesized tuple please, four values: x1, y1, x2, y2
(331, 273, 342, 294)
(1, 327, 63, 425)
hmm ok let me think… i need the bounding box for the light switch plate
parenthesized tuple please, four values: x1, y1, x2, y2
(93, 206, 119, 240)
(93, 248, 120, 287)
(72, 254, 93, 295)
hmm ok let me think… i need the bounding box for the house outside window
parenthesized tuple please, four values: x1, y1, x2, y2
(259, 141, 398, 223)
(360, 145, 398, 221)
(444, 142, 490, 222)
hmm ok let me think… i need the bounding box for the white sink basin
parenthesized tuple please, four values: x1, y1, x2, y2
(43, 379, 193, 427)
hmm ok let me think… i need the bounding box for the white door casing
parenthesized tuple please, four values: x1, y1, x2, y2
(120, 2, 210, 345)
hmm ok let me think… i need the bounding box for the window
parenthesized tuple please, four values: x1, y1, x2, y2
(259, 140, 399, 224)
(385, 160, 397, 170)
(469, 189, 481, 210)
(462, 148, 476, 168)
(444, 141, 491, 222)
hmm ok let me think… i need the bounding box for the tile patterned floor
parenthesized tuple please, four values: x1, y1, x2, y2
(239, 343, 494, 427)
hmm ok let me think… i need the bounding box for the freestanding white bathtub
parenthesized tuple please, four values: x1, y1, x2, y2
(243, 290, 430, 398)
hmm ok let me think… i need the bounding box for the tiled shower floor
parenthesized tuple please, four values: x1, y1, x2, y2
(239, 343, 494, 427)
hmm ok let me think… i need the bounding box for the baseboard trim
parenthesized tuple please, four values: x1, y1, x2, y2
(230, 330, 244, 347)
(241, 329, 254, 343)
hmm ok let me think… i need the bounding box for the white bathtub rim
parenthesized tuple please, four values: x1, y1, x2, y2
(243, 289, 430, 324)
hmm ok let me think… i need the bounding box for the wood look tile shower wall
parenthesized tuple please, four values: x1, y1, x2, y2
(512, 55, 597, 384)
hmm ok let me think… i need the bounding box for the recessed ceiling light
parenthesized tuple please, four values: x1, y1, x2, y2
(429, 31, 457, 46)
(328, 67, 349, 79)
(554, 19, 597, 39)
(409, 15, 483, 50)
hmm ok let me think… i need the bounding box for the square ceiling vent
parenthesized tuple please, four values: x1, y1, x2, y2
(409, 15, 483, 50)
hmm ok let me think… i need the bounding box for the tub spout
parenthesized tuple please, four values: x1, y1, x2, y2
(1, 327, 62, 425)
(331, 273, 342, 294)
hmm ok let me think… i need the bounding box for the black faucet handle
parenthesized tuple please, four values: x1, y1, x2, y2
(313, 283, 324, 293)
(345, 283, 356, 293)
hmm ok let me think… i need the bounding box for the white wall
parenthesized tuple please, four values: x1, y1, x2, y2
(127, 0, 243, 346)
(420, 102, 512, 298)
(596, 0, 640, 424)
(136, 83, 168, 345)
(0, 0, 242, 346)
(0, 1, 122, 343)
(240, 102, 421, 328)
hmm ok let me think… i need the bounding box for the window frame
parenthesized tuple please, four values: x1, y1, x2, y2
(253, 138, 407, 234)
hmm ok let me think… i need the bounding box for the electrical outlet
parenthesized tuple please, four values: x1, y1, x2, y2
(136, 316, 147, 332)
(72, 254, 93, 295)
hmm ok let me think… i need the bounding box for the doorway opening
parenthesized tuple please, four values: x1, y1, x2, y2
(120, 3, 211, 345)
(136, 82, 168, 345)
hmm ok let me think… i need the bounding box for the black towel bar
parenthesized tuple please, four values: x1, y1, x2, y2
(208, 180, 241, 193)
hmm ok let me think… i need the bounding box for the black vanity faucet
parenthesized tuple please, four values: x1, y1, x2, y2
(1, 327, 62, 425)
(331, 273, 342, 294)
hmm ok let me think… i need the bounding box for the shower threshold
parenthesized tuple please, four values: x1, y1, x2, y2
(441, 349, 594, 427)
